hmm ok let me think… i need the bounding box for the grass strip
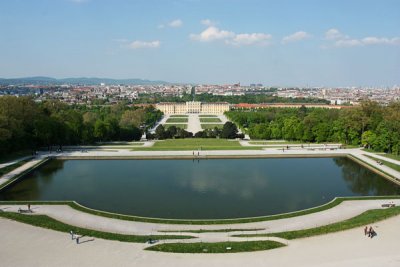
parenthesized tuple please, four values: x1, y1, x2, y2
(0, 158, 48, 191)
(165, 118, 188, 123)
(233, 207, 400, 240)
(169, 115, 188, 118)
(159, 228, 265, 233)
(364, 155, 400, 172)
(145, 240, 285, 253)
(0, 158, 32, 177)
(199, 118, 222, 123)
(199, 115, 218, 117)
(164, 124, 188, 129)
(0, 150, 31, 164)
(380, 153, 400, 162)
(201, 124, 223, 130)
(0, 212, 194, 243)
(347, 155, 398, 183)
(131, 138, 261, 151)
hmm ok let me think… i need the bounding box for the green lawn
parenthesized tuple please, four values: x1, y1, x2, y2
(364, 155, 400, 172)
(159, 228, 265, 233)
(199, 115, 218, 117)
(201, 124, 223, 130)
(0, 150, 31, 164)
(0, 212, 194, 243)
(164, 124, 188, 129)
(233, 207, 400, 240)
(132, 138, 261, 151)
(166, 118, 188, 123)
(380, 153, 400, 162)
(248, 141, 303, 145)
(146, 240, 285, 253)
(170, 115, 188, 118)
(200, 118, 222, 123)
(98, 142, 144, 146)
(0, 158, 32, 177)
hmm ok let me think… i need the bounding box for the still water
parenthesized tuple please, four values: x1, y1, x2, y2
(1, 158, 399, 219)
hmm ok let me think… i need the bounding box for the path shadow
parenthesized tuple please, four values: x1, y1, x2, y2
(77, 237, 95, 244)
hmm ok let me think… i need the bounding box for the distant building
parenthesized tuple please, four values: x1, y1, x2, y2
(156, 101, 230, 114)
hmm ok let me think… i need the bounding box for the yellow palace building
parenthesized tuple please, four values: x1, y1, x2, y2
(155, 101, 230, 115)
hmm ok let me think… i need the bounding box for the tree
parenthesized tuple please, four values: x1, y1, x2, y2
(361, 130, 377, 149)
(221, 122, 238, 139)
(155, 125, 166, 139)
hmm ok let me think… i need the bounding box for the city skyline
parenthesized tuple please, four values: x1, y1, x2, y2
(0, 0, 399, 87)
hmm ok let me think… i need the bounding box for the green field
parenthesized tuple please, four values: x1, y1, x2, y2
(170, 115, 189, 118)
(248, 141, 304, 145)
(164, 124, 188, 129)
(199, 115, 218, 117)
(200, 118, 222, 123)
(364, 155, 400, 172)
(0, 158, 32, 177)
(380, 153, 400, 162)
(146, 240, 285, 253)
(233, 206, 400, 240)
(0, 212, 194, 243)
(201, 124, 223, 130)
(166, 118, 188, 123)
(132, 138, 261, 151)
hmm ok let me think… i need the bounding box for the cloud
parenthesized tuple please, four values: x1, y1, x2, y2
(334, 39, 362, 47)
(282, 31, 311, 44)
(158, 19, 183, 29)
(361, 37, 400, 45)
(201, 19, 215, 26)
(128, 40, 160, 49)
(190, 26, 234, 42)
(325, 28, 400, 48)
(228, 33, 272, 46)
(190, 26, 272, 46)
(325, 28, 347, 40)
(169, 19, 183, 28)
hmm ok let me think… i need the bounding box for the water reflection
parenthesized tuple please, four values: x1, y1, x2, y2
(334, 158, 400, 195)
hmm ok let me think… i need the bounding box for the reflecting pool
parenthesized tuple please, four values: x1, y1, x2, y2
(1, 158, 399, 219)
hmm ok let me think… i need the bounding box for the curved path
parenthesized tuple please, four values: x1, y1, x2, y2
(1, 214, 399, 267)
(1, 199, 399, 242)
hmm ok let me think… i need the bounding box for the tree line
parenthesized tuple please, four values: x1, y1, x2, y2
(226, 101, 400, 154)
(0, 96, 162, 156)
(149, 122, 242, 140)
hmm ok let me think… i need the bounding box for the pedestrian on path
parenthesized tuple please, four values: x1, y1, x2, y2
(27, 204, 31, 211)
(368, 226, 373, 237)
(364, 226, 368, 236)
(70, 231, 75, 240)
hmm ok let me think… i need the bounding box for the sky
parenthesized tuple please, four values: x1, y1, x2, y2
(0, 0, 399, 87)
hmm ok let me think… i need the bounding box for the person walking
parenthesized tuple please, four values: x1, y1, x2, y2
(364, 226, 368, 236)
(368, 226, 373, 237)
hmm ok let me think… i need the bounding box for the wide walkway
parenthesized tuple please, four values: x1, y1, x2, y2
(1, 214, 399, 267)
(1, 199, 399, 242)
